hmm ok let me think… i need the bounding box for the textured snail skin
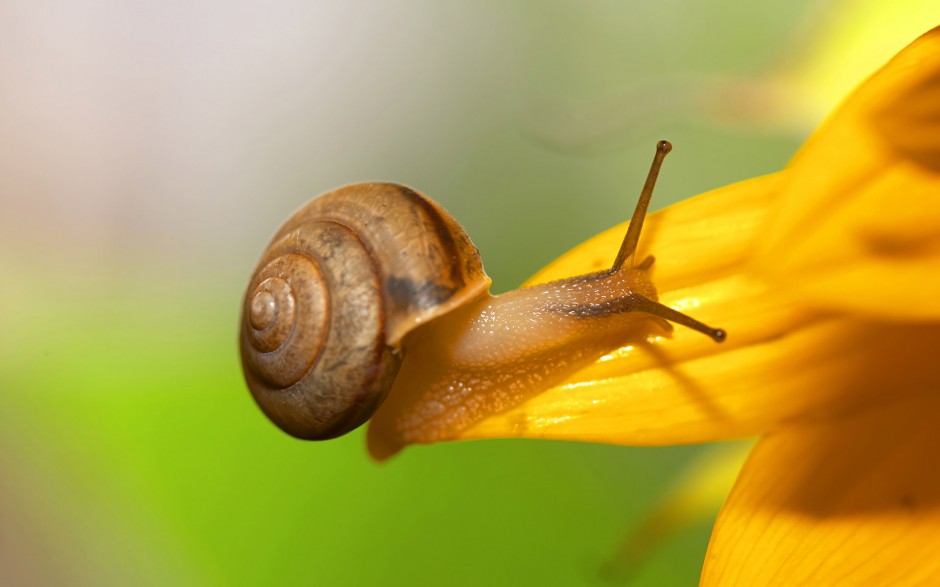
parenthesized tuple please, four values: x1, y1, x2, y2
(240, 183, 490, 440)
(365, 267, 666, 459)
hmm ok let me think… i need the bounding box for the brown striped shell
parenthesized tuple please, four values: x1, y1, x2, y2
(239, 183, 491, 440)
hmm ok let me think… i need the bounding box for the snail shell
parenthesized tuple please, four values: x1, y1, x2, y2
(239, 183, 491, 440)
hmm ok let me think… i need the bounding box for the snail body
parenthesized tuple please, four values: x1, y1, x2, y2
(239, 141, 724, 450)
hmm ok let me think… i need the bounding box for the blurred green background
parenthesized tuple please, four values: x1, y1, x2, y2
(1, 2, 935, 585)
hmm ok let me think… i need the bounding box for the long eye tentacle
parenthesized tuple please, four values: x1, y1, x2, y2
(608, 140, 726, 343)
(612, 139, 672, 272)
(624, 294, 726, 343)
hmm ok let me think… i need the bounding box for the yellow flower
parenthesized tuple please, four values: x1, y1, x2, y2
(369, 27, 940, 584)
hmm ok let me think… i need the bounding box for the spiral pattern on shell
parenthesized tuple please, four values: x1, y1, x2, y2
(240, 183, 490, 440)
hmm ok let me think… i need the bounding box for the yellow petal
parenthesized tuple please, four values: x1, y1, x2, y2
(460, 319, 940, 446)
(701, 391, 940, 586)
(757, 27, 940, 320)
(455, 172, 940, 446)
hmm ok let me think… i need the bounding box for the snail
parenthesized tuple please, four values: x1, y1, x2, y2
(239, 140, 724, 455)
